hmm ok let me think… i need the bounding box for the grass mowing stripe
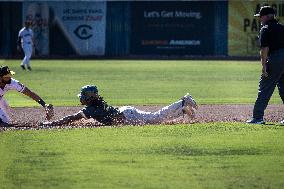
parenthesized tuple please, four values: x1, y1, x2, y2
(1, 123, 284, 189)
(2, 60, 283, 107)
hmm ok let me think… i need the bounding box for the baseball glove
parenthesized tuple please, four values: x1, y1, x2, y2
(17, 45, 23, 53)
(45, 104, 54, 121)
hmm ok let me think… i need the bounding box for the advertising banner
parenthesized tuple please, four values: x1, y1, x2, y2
(23, 1, 106, 56)
(131, 2, 215, 55)
(228, 0, 284, 56)
(23, 3, 49, 55)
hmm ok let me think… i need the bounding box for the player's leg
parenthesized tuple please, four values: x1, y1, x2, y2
(124, 94, 197, 124)
(252, 73, 278, 120)
(251, 57, 283, 122)
(119, 106, 145, 125)
(119, 102, 183, 125)
(151, 99, 184, 123)
(119, 95, 197, 125)
(152, 94, 197, 123)
(0, 109, 10, 124)
(22, 44, 30, 67)
(119, 106, 165, 125)
(25, 44, 33, 70)
(0, 99, 11, 124)
(277, 72, 284, 103)
(21, 44, 27, 69)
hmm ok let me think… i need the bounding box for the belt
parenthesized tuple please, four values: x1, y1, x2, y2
(24, 42, 31, 44)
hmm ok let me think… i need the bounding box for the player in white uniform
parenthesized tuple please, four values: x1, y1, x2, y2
(41, 85, 198, 127)
(0, 66, 53, 126)
(17, 20, 34, 71)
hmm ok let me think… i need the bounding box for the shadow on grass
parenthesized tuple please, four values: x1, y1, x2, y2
(151, 146, 263, 156)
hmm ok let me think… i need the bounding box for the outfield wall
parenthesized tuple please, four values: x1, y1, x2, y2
(0, 1, 283, 58)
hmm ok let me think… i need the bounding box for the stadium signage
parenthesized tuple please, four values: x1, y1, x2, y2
(74, 25, 93, 40)
(144, 11, 202, 19)
(228, 1, 284, 56)
(131, 2, 214, 55)
(169, 40, 200, 45)
(23, 1, 106, 55)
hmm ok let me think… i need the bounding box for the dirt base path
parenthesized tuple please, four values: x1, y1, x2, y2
(2, 105, 282, 130)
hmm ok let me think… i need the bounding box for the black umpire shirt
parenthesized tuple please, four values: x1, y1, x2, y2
(259, 19, 284, 55)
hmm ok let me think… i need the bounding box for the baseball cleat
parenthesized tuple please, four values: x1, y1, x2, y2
(246, 118, 265, 124)
(181, 93, 198, 119)
(20, 65, 25, 70)
(27, 66, 32, 71)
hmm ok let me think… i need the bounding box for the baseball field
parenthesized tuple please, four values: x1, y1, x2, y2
(0, 60, 284, 188)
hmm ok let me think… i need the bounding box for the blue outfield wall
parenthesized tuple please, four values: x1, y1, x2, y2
(0, 1, 228, 57)
(0, 2, 22, 57)
(105, 1, 131, 56)
(214, 1, 228, 56)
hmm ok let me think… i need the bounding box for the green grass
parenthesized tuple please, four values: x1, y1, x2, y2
(1, 123, 284, 189)
(1, 60, 284, 188)
(1, 59, 282, 107)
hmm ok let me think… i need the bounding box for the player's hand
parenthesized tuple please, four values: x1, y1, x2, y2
(17, 45, 21, 52)
(45, 104, 54, 121)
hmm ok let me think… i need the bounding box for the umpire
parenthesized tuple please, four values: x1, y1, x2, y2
(247, 6, 284, 124)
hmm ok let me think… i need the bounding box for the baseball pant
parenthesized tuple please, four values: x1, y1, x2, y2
(119, 99, 184, 125)
(21, 43, 32, 67)
(0, 98, 11, 123)
(253, 49, 284, 119)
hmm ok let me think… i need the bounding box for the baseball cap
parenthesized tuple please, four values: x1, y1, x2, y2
(0, 66, 15, 77)
(254, 6, 276, 17)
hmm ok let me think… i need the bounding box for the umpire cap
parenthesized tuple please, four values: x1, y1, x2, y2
(254, 6, 276, 17)
(0, 66, 15, 77)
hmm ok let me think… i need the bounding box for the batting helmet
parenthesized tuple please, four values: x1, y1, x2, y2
(78, 85, 99, 101)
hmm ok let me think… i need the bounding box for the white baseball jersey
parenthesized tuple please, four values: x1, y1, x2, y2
(18, 27, 33, 44)
(0, 78, 25, 96)
(0, 78, 25, 123)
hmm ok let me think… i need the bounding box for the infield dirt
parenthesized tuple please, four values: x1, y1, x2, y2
(1, 105, 282, 130)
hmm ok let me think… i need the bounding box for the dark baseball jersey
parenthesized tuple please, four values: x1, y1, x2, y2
(259, 19, 284, 54)
(80, 97, 122, 125)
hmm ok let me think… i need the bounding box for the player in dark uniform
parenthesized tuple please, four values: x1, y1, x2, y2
(247, 6, 284, 124)
(41, 85, 198, 126)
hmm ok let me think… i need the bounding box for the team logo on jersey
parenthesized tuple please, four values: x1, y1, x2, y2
(74, 25, 93, 40)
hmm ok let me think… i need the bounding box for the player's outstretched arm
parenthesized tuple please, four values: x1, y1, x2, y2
(21, 87, 44, 102)
(21, 87, 54, 120)
(40, 112, 84, 126)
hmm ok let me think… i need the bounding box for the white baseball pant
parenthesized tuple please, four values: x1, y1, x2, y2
(119, 99, 184, 125)
(21, 43, 33, 67)
(0, 98, 11, 123)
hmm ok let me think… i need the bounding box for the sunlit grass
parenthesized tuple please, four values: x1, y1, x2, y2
(3, 59, 281, 107)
